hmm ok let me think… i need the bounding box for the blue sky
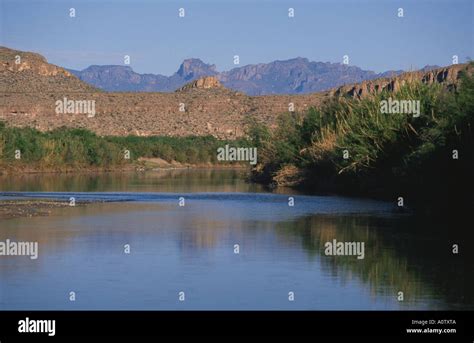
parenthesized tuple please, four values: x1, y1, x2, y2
(1, 0, 473, 74)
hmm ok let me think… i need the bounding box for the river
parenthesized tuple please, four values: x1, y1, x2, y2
(0, 169, 470, 310)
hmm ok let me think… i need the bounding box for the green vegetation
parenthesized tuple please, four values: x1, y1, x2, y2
(249, 68, 474, 213)
(107, 135, 251, 164)
(0, 126, 125, 169)
(0, 125, 251, 170)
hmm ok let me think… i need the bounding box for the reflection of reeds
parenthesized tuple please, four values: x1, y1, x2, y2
(274, 215, 437, 306)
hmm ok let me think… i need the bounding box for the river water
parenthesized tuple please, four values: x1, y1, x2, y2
(0, 169, 470, 310)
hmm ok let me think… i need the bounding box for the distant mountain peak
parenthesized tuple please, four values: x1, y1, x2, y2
(176, 58, 217, 80)
(181, 58, 210, 65)
(273, 57, 309, 64)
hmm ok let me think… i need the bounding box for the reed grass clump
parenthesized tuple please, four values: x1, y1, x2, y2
(250, 70, 474, 212)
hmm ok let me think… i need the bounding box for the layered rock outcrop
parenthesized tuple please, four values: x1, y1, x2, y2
(176, 76, 223, 91)
(331, 63, 471, 99)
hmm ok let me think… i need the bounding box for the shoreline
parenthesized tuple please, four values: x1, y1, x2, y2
(0, 163, 250, 175)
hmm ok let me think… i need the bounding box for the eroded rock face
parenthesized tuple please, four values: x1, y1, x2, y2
(331, 64, 472, 99)
(176, 76, 223, 91)
(0, 47, 70, 76)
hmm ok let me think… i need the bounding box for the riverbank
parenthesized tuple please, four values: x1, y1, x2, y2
(0, 160, 248, 175)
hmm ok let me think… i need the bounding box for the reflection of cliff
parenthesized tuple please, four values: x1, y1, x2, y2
(178, 223, 220, 251)
(275, 215, 472, 309)
(175, 209, 276, 254)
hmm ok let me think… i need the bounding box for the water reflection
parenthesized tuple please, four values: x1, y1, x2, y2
(0, 170, 471, 310)
(0, 169, 263, 193)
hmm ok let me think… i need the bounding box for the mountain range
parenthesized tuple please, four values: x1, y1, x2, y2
(68, 58, 439, 95)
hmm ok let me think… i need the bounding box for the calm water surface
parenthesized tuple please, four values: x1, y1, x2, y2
(0, 169, 471, 310)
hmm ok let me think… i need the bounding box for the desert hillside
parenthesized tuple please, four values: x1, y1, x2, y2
(0, 47, 471, 138)
(0, 47, 98, 93)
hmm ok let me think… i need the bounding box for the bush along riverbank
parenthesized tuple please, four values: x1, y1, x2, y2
(0, 124, 253, 173)
(249, 67, 474, 216)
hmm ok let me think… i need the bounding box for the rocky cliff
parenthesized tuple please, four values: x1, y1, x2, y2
(331, 64, 471, 99)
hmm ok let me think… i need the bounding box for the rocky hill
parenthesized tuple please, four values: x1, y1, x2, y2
(176, 76, 224, 92)
(0, 46, 98, 93)
(0, 47, 471, 139)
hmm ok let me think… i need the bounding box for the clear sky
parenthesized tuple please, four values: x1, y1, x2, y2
(1, 0, 473, 74)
